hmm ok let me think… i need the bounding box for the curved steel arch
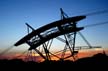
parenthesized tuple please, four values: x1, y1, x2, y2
(14, 16, 86, 46)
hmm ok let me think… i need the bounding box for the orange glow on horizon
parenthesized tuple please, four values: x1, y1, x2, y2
(0, 48, 108, 62)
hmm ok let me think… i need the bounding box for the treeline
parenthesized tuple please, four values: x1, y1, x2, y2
(0, 53, 108, 69)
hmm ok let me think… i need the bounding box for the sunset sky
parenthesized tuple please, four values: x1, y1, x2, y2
(0, 0, 108, 60)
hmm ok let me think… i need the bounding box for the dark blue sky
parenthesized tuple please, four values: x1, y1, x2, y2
(0, 0, 108, 53)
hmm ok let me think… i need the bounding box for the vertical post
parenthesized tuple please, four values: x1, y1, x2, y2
(43, 43, 51, 61)
(72, 22, 77, 55)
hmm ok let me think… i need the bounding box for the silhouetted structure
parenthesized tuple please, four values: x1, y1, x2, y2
(14, 8, 102, 62)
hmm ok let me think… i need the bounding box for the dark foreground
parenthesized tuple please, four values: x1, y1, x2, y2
(0, 53, 108, 70)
